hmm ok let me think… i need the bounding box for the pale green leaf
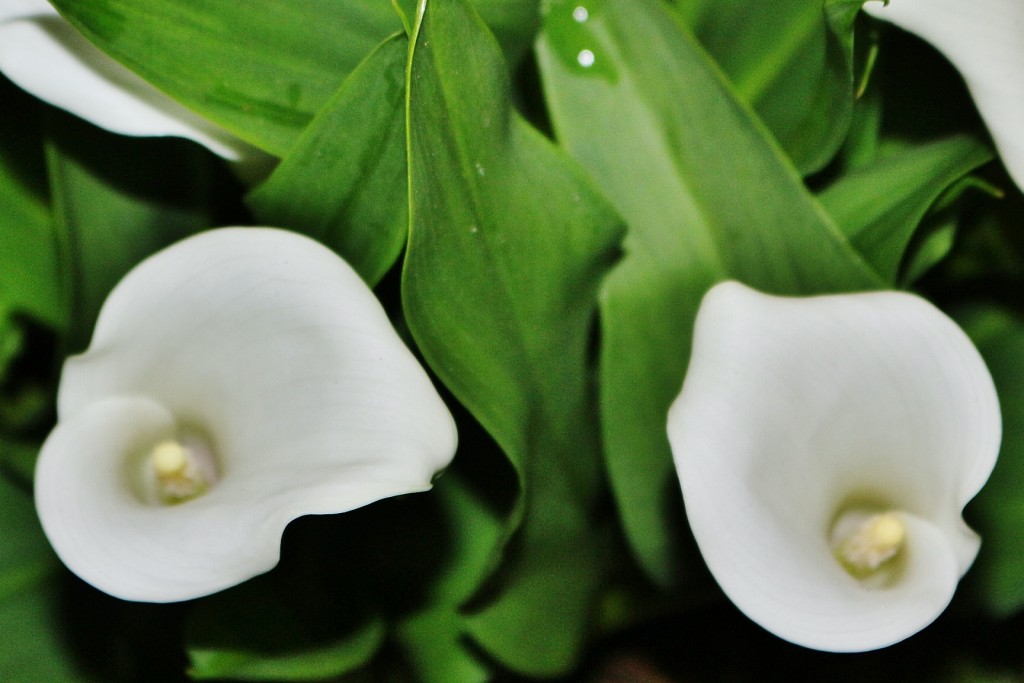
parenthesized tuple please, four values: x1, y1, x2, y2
(537, 0, 881, 586)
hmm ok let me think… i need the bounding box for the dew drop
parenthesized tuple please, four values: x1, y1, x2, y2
(577, 49, 596, 68)
(572, 6, 589, 22)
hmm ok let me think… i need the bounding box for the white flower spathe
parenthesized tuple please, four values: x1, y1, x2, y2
(35, 227, 458, 603)
(668, 281, 1000, 651)
(863, 0, 1024, 192)
(0, 0, 255, 162)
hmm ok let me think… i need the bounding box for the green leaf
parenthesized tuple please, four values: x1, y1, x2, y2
(956, 306, 1024, 618)
(472, 0, 540, 63)
(398, 609, 490, 683)
(403, 0, 623, 674)
(0, 439, 40, 487)
(0, 474, 97, 682)
(187, 565, 384, 681)
(0, 474, 57, 603)
(901, 218, 957, 285)
(395, 476, 502, 683)
(189, 623, 383, 682)
(45, 116, 230, 350)
(672, 0, 864, 173)
(50, 0, 403, 154)
(247, 35, 409, 286)
(537, 0, 881, 586)
(0, 80, 63, 329)
(51, 0, 538, 155)
(0, 580, 102, 683)
(818, 135, 993, 283)
(0, 319, 23, 386)
(839, 75, 884, 171)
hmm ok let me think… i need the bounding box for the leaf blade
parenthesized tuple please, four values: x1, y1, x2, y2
(403, 0, 623, 673)
(538, 0, 881, 585)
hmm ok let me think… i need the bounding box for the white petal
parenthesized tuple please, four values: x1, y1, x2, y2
(668, 281, 1000, 651)
(36, 227, 458, 602)
(863, 0, 1024, 192)
(0, 0, 50, 21)
(0, 0, 256, 162)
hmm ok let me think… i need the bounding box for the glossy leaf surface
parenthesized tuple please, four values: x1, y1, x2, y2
(247, 35, 409, 285)
(403, 0, 623, 673)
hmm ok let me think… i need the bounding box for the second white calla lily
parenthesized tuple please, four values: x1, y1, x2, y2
(863, 0, 1024, 192)
(0, 0, 255, 162)
(668, 281, 1000, 651)
(35, 227, 458, 603)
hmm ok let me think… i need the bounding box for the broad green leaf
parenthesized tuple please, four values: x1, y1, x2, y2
(397, 0, 540, 58)
(818, 135, 993, 283)
(51, 0, 539, 155)
(537, 0, 881, 586)
(957, 306, 1024, 618)
(671, 0, 864, 173)
(50, 0, 403, 154)
(403, 0, 623, 673)
(247, 35, 409, 286)
(45, 117, 230, 350)
(0, 80, 62, 329)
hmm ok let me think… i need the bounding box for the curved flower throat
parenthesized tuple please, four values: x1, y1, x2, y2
(141, 437, 219, 505)
(831, 508, 907, 585)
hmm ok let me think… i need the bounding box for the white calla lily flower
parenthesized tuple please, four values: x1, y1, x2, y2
(35, 228, 458, 603)
(0, 0, 255, 162)
(863, 0, 1024, 192)
(668, 281, 1000, 651)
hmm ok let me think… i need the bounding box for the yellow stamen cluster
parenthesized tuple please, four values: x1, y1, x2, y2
(835, 511, 906, 577)
(149, 440, 207, 504)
